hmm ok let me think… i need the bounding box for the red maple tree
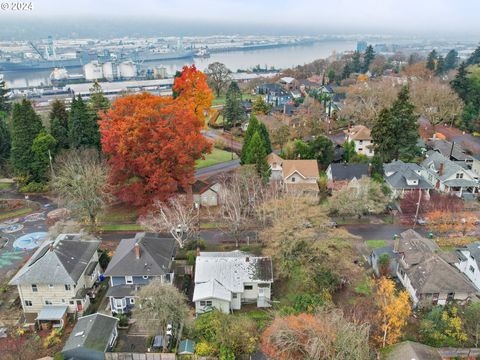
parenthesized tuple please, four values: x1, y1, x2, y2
(100, 90, 211, 208)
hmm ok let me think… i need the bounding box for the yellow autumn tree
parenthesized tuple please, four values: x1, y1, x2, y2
(374, 277, 411, 347)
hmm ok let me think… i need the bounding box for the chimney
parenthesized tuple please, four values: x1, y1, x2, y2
(448, 141, 455, 160)
(439, 163, 444, 177)
(245, 256, 250, 262)
(134, 243, 140, 259)
(196, 247, 201, 257)
(367, 163, 372, 177)
(49, 243, 54, 251)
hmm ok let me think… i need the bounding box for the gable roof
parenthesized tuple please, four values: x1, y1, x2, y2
(460, 242, 480, 271)
(394, 229, 439, 266)
(104, 232, 176, 277)
(62, 313, 118, 354)
(282, 160, 319, 179)
(192, 279, 232, 302)
(347, 125, 372, 141)
(421, 151, 478, 186)
(194, 251, 273, 294)
(329, 163, 369, 181)
(192, 180, 218, 195)
(386, 341, 442, 360)
(9, 234, 100, 286)
(384, 160, 433, 190)
(428, 139, 469, 161)
(267, 152, 283, 167)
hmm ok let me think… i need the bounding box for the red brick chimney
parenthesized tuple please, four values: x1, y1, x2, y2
(134, 243, 140, 259)
(439, 163, 444, 177)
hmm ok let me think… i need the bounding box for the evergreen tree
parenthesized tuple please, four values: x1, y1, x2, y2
(435, 56, 445, 75)
(309, 135, 334, 168)
(0, 118, 10, 166)
(240, 114, 259, 164)
(31, 130, 57, 182)
(10, 100, 44, 177)
(466, 45, 480, 66)
(0, 80, 10, 115)
(327, 68, 336, 83)
(68, 95, 100, 149)
(450, 62, 470, 102)
(88, 82, 109, 149)
(352, 51, 362, 73)
(372, 86, 419, 162)
(252, 95, 270, 115)
(444, 49, 459, 71)
(49, 99, 69, 151)
(223, 81, 244, 129)
(245, 131, 270, 181)
(342, 62, 352, 79)
(343, 140, 356, 162)
(426, 50, 438, 71)
(172, 70, 182, 99)
(257, 122, 272, 154)
(363, 45, 375, 73)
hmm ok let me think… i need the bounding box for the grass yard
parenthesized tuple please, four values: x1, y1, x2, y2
(0, 207, 33, 221)
(98, 224, 144, 231)
(365, 240, 387, 249)
(212, 96, 226, 106)
(195, 148, 238, 169)
(0, 183, 12, 190)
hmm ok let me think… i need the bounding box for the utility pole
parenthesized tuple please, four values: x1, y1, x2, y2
(48, 149, 54, 177)
(413, 189, 422, 229)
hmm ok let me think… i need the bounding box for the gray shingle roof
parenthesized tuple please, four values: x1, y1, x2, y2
(428, 139, 468, 161)
(421, 151, 478, 187)
(63, 313, 118, 353)
(329, 163, 369, 181)
(104, 232, 175, 277)
(384, 160, 433, 190)
(387, 341, 442, 360)
(9, 234, 100, 286)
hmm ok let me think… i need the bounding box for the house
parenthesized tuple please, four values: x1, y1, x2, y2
(104, 232, 176, 314)
(62, 313, 118, 360)
(428, 139, 471, 162)
(266, 154, 319, 192)
(193, 251, 273, 314)
(455, 242, 480, 291)
(385, 341, 442, 360)
(420, 150, 479, 198)
(395, 229, 477, 306)
(256, 83, 292, 107)
(279, 76, 296, 90)
(383, 160, 433, 198)
(192, 180, 221, 207)
(326, 163, 369, 190)
(345, 125, 374, 157)
(267, 153, 284, 181)
(9, 234, 101, 327)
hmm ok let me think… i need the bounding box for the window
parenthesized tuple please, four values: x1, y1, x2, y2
(48, 284, 54, 289)
(200, 300, 212, 307)
(65, 284, 71, 291)
(61, 299, 65, 303)
(45, 300, 52, 305)
(142, 275, 149, 280)
(114, 298, 125, 309)
(456, 173, 464, 179)
(447, 292, 455, 301)
(69, 300, 75, 305)
(291, 177, 296, 183)
(130, 298, 135, 305)
(470, 265, 475, 273)
(471, 255, 475, 261)
(31, 284, 38, 292)
(244, 285, 253, 291)
(24, 300, 32, 307)
(125, 276, 133, 284)
(232, 293, 238, 299)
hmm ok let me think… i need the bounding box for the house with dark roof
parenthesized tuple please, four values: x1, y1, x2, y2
(62, 313, 118, 360)
(193, 251, 273, 314)
(420, 150, 479, 199)
(192, 180, 222, 207)
(256, 83, 292, 107)
(395, 229, 477, 306)
(104, 232, 176, 314)
(456, 242, 480, 291)
(9, 234, 101, 326)
(326, 163, 370, 190)
(384, 160, 433, 198)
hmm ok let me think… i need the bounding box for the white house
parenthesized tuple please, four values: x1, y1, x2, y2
(345, 125, 374, 157)
(192, 180, 222, 207)
(456, 242, 480, 291)
(267, 153, 319, 193)
(193, 251, 273, 314)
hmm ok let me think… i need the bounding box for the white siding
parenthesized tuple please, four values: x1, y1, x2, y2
(195, 298, 230, 314)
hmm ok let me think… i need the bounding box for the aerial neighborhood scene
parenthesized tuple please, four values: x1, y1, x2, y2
(1, 1, 480, 359)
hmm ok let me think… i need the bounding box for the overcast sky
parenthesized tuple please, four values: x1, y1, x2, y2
(1, 0, 479, 38)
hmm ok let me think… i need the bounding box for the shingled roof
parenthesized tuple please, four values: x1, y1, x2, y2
(282, 160, 319, 179)
(9, 234, 100, 286)
(104, 232, 175, 277)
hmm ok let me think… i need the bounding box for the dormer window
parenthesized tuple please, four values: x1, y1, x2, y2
(456, 173, 464, 179)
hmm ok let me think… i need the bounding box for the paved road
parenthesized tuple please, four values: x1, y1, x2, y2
(342, 224, 428, 240)
(195, 159, 240, 179)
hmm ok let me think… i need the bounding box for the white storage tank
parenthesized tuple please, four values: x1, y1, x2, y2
(83, 61, 103, 81)
(102, 62, 115, 81)
(118, 61, 137, 79)
(154, 66, 167, 79)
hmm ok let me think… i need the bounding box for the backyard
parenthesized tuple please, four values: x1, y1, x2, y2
(195, 148, 238, 169)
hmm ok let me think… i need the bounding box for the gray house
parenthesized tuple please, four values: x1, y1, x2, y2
(383, 160, 433, 198)
(62, 313, 118, 360)
(104, 233, 176, 314)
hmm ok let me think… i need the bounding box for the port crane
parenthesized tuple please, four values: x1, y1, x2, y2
(28, 41, 47, 61)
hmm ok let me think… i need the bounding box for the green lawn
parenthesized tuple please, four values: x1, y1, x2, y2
(0, 207, 33, 221)
(212, 96, 226, 105)
(365, 240, 387, 249)
(195, 148, 238, 169)
(98, 224, 144, 231)
(0, 183, 12, 190)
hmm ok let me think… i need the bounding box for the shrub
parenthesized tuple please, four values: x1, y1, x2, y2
(116, 314, 129, 327)
(43, 329, 62, 349)
(186, 250, 196, 266)
(195, 341, 217, 356)
(19, 181, 48, 193)
(98, 249, 111, 270)
(186, 239, 206, 251)
(219, 346, 235, 360)
(214, 138, 227, 150)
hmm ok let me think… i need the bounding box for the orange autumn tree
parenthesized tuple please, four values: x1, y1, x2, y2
(99, 92, 211, 208)
(173, 65, 213, 126)
(374, 277, 411, 348)
(427, 210, 477, 235)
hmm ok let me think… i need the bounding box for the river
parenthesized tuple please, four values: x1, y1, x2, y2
(2, 40, 356, 88)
